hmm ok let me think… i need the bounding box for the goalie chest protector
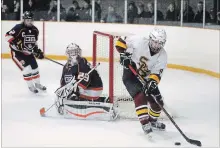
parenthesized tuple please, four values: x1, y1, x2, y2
(61, 57, 103, 89)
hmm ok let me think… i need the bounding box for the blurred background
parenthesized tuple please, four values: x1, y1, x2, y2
(1, 0, 220, 29)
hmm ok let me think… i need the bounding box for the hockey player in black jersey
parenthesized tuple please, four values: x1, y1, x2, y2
(54, 43, 116, 120)
(59, 43, 103, 100)
(5, 11, 46, 93)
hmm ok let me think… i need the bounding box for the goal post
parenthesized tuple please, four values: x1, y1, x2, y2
(93, 31, 138, 119)
(93, 31, 114, 103)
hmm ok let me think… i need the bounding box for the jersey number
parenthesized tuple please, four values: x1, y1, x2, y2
(77, 72, 89, 82)
(137, 56, 150, 77)
(9, 30, 15, 35)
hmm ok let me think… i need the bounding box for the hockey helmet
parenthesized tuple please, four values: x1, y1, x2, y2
(149, 28, 167, 53)
(23, 11, 34, 27)
(23, 11, 34, 19)
(66, 43, 82, 66)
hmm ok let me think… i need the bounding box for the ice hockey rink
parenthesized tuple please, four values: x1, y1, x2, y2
(2, 59, 219, 147)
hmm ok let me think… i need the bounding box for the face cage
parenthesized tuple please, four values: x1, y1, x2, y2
(149, 38, 165, 53)
(66, 48, 82, 65)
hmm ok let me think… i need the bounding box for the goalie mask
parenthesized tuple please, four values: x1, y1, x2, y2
(66, 43, 82, 66)
(149, 28, 167, 53)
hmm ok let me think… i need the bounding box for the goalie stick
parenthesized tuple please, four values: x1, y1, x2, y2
(128, 65, 202, 147)
(39, 62, 101, 116)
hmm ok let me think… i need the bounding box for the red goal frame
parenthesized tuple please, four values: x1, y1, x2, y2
(93, 31, 114, 103)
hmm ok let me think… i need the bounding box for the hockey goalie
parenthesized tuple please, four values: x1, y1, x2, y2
(54, 43, 116, 120)
(115, 28, 167, 135)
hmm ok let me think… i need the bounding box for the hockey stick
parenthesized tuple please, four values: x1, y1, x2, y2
(33, 51, 65, 66)
(39, 63, 101, 116)
(44, 57, 65, 66)
(128, 65, 202, 147)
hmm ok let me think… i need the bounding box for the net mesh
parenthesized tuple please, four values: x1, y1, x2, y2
(95, 32, 137, 119)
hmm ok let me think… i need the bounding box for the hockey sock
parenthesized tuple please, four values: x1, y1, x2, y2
(31, 68, 40, 84)
(22, 65, 35, 88)
(134, 92, 150, 125)
(149, 102, 162, 121)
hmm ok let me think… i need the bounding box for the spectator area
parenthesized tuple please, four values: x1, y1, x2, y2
(1, 0, 220, 28)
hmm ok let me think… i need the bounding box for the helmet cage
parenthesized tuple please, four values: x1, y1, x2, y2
(66, 44, 82, 66)
(149, 37, 165, 53)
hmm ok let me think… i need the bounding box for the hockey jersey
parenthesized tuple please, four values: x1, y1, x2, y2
(60, 57, 103, 90)
(5, 23, 39, 55)
(125, 35, 167, 83)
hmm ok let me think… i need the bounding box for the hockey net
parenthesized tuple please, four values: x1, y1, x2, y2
(92, 31, 175, 119)
(93, 31, 138, 119)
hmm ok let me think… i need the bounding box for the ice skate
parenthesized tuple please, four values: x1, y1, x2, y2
(35, 83, 47, 91)
(142, 122, 153, 136)
(151, 120, 166, 131)
(28, 86, 38, 93)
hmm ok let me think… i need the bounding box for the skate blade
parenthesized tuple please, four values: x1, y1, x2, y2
(152, 127, 166, 131)
(29, 89, 39, 93)
(36, 88, 47, 92)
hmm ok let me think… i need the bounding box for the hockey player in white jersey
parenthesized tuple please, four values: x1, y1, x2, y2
(115, 28, 167, 135)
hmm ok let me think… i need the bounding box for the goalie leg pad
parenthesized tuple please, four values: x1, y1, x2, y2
(62, 100, 116, 121)
(55, 96, 65, 115)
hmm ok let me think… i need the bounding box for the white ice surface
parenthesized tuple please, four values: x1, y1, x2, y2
(2, 59, 219, 147)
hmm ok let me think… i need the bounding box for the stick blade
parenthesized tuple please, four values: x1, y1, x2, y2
(188, 139, 202, 147)
(40, 107, 46, 117)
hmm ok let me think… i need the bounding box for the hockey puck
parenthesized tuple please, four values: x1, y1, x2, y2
(175, 142, 181, 146)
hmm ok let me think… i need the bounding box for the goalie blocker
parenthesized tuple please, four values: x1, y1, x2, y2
(55, 43, 117, 121)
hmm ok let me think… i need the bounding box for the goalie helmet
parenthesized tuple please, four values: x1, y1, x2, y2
(66, 43, 82, 66)
(149, 28, 167, 53)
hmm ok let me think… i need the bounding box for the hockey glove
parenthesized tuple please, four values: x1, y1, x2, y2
(143, 79, 163, 105)
(10, 39, 23, 51)
(120, 52, 132, 69)
(143, 79, 158, 95)
(34, 48, 44, 59)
